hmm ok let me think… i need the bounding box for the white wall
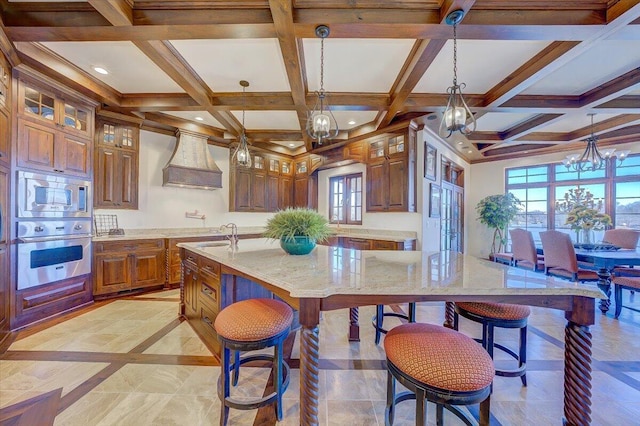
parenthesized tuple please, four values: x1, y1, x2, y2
(95, 130, 273, 229)
(467, 141, 640, 259)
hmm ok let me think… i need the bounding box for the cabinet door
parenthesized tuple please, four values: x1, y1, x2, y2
(366, 161, 387, 211)
(119, 150, 138, 209)
(95, 147, 118, 207)
(133, 250, 166, 288)
(372, 240, 401, 250)
(294, 176, 309, 208)
(252, 172, 267, 211)
(17, 118, 57, 172)
(0, 167, 7, 246)
(61, 133, 91, 178)
(267, 174, 279, 212)
(0, 245, 7, 339)
(0, 110, 9, 166)
(183, 261, 198, 317)
(233, 168, 252, 211)
(279, 176, 293, 209)
(387, 158, 407, 211)
(94, 254, 132, 295)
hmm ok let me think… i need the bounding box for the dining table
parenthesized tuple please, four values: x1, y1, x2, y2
(179, 239, 605, 426)
(574, 247, 640, 314)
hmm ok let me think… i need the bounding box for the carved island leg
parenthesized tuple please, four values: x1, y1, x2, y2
(443, 301, 455, 329)
(299, 299, 321, 426)
(348, 307, 360, 341)
(595, 267, 611, 314)
(564, 297, 595, 426)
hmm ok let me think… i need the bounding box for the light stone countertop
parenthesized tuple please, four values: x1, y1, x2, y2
(178, 238, 606, 300)
(92, 226, 417, 243)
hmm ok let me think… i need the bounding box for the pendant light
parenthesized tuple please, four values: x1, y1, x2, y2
(439, 10, 476, 139)
(232, 80, 251, 167)
(306, 25, 338, 145)
(562, 113, 626, 172)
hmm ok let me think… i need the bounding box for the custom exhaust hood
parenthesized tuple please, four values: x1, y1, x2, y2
(163, 130, 223, 190)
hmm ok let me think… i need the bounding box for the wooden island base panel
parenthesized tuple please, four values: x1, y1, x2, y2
(179, 239, 604, 426)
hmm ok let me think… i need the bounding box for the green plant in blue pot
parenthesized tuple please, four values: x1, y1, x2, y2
(263, 208, 333, 255)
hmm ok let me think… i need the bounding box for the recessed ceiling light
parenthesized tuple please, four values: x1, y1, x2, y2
(93, 67, 108, 75)
(468, 150, 473, 154)
(194, 116, 204, 121)
(457, 141, 463, 145)
(289, 143, 295, 147)
(348, 120, 356, 125)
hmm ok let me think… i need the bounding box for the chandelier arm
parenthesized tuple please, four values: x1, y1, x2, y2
(456, 83, 476, 135)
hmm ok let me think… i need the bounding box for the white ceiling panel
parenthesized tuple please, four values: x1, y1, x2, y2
(161, 111, 223, 128)
(40, 41, 184, 93)
(476, 112, 539, 132)
(170, 39, 290, 92)
(231, 110, 300, 130)
(523, 40, 640, 95)
(304, 39, 415, 93)
(415, 40, 551, 94)
(332, 111, 379, 130)
(535, 112, 619, 133)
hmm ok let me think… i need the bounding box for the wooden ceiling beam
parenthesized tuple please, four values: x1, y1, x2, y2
(0, 16, 20, 66)
(143, 112, 225, 139)
(87, 0, 133, 27)
(268, 0, 313, 151)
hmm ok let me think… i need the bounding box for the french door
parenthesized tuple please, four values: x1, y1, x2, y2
(440, 181, 464, 252)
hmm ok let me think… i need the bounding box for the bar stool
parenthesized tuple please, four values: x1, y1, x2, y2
(213, 298, 293, 425)
(372, 303, 416, 345)
(454, 302, 529, 386)
(384, 322, 494, 425)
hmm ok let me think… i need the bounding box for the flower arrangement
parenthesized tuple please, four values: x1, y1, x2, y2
(556, 187, 611, 242)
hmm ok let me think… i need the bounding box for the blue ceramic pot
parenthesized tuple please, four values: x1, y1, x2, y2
(280, 236, 316, 255)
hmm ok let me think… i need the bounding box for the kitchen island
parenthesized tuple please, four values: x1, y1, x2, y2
(179, 238, 604, 426)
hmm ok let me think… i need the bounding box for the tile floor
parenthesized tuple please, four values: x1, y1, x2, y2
(1, 288, 640, 425)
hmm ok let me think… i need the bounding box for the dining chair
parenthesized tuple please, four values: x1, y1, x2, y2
(604, 229, 640, 277)
(509, 228, 544, 271)
(612, 276, 640, 318)
(539, 230, 600, 282)
(602, 229, 640, 249)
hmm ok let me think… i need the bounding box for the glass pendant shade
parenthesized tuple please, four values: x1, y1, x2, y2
(307, 25, 338, 145)
(233, 80, 252, 168)
(439, 10, 476, 139)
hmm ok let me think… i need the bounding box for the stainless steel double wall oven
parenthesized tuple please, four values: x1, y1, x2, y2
(16, 171, 92, 290)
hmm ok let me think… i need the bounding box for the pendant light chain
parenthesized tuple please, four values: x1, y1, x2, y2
(320, 34, 325, 93)
(452, 24, 458, 87)
(241, 83, 246, 135)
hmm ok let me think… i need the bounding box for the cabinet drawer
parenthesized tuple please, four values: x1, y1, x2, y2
(199, 280, 219, 313)
(94, 239, 164, 253)
(183, 251, 199, 268)
(372, 240, 400, 250)
(200, 258, 220, 280)
(198, 302, 220, 353)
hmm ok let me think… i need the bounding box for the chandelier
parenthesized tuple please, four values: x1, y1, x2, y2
(306, 25, 338, 145)
(232, 80, 251, 168)
(439, 9, 476, 139)
(563, 113, 630, 172)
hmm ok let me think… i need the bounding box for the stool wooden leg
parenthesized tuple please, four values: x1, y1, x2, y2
(519, 326, 528, 386)
(375, 305, 384, 345)
(452, 311, 459, 331)
(408, 302, 416, 323)
(479, 396, 491, 426)
(232, 350, 240, 386)
(385, 370, 396, 425)
(220, 344, 231, 426)
(485, 324, 495, 359)
(415, 388, 427, 426)
(436, 404, 444, 426)
(275, 341, 284, 421)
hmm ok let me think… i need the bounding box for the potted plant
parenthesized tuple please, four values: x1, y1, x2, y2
(476, 193, 522, 254)
(263, 207, 333, 255)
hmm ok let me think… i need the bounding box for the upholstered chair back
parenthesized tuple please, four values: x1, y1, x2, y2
(603, 229, 640, 250)
(540, 230, 578, 273)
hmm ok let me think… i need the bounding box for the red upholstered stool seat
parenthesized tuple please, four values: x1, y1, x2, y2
(454, 302, 529, 386)
(613, 276, 640, 319)
(214, 298, 293, 425)
(384, 322, 493, 425)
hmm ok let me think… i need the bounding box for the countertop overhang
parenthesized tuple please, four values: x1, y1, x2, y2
(178, 238, 606, 301)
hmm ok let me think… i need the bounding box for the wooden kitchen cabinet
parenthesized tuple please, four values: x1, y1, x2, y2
(231, 153, 294, 212)
(342, 237, 372, 250)
(0, 109, 9, 167)
(93, 239, 166, 297)
(366, 126, 416, 212)
(17, 117, 92, 178)
(0, 166, 8, 343)
(94, 119, 140, 209)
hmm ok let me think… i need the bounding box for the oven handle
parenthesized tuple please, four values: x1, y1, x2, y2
(17, 235, 93, 243)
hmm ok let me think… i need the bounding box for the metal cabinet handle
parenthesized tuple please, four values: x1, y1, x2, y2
(202, 316, 212, 325)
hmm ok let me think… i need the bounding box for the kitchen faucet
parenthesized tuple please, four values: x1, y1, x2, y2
(220, 223, 238, 248)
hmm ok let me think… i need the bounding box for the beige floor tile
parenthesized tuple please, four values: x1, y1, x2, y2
(94, 393, 173, 426)
(148, 394, 216, 425)
(54, 392, 129, 426)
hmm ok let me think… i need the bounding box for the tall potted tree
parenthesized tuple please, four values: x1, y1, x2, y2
(476, 193, 522, 255)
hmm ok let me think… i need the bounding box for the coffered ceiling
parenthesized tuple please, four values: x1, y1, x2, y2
(1, 0, 639, 163)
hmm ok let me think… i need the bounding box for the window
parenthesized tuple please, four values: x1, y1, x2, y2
(505, 154, 640, 244)
(329, 173, 362, 225)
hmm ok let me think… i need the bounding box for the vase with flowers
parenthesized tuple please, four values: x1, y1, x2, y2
(556, 187, 612, 244)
